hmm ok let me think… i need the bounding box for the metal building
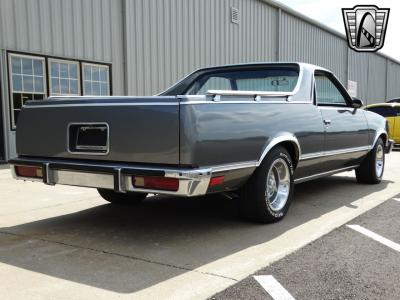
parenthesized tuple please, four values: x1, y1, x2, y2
(1, 0, 400, 162)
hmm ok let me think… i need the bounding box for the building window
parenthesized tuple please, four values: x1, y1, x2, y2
(49, 59, 80, 96)
(83, 63, 110, 96)
(8, 52, 112, 129)
(9, 54, 46, 128)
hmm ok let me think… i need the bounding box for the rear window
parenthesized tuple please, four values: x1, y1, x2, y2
(185, 68, 299, 95)
(366, 106, 398, 117)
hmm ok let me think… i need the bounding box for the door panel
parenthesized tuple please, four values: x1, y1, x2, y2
(314, 71, 369, 172)
(319, 107, 369, 171)
(319, 107, 369, 151)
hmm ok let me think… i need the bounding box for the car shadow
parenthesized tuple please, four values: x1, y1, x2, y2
(0, 174, 393, 293)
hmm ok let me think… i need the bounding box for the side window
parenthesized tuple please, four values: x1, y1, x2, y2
(315, 74, 348, 106)
(192, 77, 231, 95)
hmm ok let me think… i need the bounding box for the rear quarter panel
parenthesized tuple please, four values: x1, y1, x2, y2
(179, 100, 325, 167)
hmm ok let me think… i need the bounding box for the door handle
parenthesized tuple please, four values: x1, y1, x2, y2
(323, 119, 331, 125)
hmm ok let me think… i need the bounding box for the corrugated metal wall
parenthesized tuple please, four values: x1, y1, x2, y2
(367, 54, 387, 103)
(0, 0, 125, 95)
(387, 60, 400, 100)
(348, 51, 369, 101)
(1, 0, 399, 98)
(1, 0, 400, 160)
(279, 12, 348, 83)
(124, 0, 278, 95)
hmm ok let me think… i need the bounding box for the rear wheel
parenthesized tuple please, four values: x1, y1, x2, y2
(239, 146, 294, 223)
(355, 137, 385, 184)
(97, 189, 148, 204)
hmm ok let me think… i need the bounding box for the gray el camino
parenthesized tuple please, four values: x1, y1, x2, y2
(10, 63, 394, 223)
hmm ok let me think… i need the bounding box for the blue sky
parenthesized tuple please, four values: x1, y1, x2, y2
(276, 0, 400, 61)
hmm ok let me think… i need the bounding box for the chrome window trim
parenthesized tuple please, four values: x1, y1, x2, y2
(205, 63, 304, 98)
(158, 62, 307, 96)
(179, 100, 312, 105)
(317, 106, 354, 111)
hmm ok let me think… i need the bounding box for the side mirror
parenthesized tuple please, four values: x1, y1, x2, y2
(351, 97, 363, 108)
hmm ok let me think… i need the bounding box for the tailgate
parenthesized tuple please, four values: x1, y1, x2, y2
(16, 96, 180, 165)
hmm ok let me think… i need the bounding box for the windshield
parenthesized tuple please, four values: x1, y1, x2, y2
(185, 68, 299, 95)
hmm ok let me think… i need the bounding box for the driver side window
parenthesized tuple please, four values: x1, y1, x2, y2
(315, 74, 347, 106)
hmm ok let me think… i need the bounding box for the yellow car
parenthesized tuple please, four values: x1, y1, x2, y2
(364, 103, 400, 144)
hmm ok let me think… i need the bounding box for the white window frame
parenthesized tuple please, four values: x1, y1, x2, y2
(48, 58, 81, 96)
(82, 62, 110, 96)
(8, 53, 47, 129)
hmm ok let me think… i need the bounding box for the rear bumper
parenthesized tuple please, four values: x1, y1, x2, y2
(386, 139, 395, 154)
(9, 157, 212, 197)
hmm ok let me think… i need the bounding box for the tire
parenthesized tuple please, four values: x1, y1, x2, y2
(239, 146, 294, 223)
(355, 137, 385, 184)
(97, 189, 148, 204)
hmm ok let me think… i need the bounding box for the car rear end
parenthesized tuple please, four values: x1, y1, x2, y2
(10, 96, 212, 197)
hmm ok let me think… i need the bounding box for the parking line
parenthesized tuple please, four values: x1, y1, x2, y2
(392, 198, 400, 202)
(347, 225, 400, 252)
(254, 275, 295, 300)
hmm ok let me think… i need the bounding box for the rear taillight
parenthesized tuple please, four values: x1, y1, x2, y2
(209, 175, 225, 187)
(15, 165, 43, 179)
(133, 176, 179, 191)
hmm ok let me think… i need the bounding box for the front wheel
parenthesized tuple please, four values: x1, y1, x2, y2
(97, 189, 148, 204)
(239, 146, 294, 223)
(355, 137, 385, 184)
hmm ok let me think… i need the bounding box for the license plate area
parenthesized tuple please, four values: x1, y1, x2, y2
(68, 123, 109, 155)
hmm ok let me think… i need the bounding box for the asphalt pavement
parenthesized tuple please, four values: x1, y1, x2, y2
(212, 197, 400, 300)
(0, 151, 399, 299)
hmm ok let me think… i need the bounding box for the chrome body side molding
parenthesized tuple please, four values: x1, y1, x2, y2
(300, 146, 370, 160)
(294, 165, 359, 184)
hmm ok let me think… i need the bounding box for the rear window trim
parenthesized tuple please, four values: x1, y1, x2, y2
(184, 67, 300, 95)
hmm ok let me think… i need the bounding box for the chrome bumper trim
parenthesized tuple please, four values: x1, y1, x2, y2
(10, 159, 212, 197)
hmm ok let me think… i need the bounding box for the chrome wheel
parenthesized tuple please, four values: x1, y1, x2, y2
(375, 144, 384, 178)
(265, 158, 290, 212)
